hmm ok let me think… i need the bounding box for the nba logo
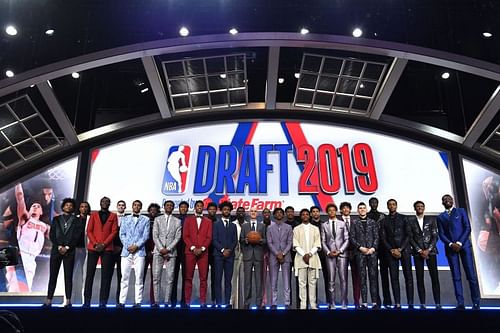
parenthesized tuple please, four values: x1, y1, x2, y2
(162, 145, 191, 195)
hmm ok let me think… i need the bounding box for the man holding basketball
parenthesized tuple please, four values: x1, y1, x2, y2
(240, 207, 267, 309)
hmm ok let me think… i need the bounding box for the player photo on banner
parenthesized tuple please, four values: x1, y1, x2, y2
(0, 157, 79, 294)
(463, 158, 500, 297)
(88, 120, 452, 214)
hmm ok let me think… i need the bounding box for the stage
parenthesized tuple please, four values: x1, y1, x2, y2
(1, 305, 500, 333)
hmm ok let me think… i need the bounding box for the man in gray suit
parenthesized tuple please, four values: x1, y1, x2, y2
(151, 200, 182, 308)
(322, 203, 349, 309)
(240, 207, 267, 309)
(266, 207, 293, 309)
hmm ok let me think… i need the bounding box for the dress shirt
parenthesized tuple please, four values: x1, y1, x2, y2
(416, 215, 424, 231)
(296, 223, 318, 256)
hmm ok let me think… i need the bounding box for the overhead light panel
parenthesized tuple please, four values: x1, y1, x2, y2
(45, 29, 55, 36)
(179, 27, 189, 37)
(5, 25, 18, 36)
(352, 28, 363, 38)
(294, 73, 300, 79)
(229, 28, 238, 35)
(71, 72, 80, 79)
(140, 88, 149, 93)
(5, 70, 14, 78)
(300, 28, 309, 35)
(441, 72, 450, 79)
(278, 78, 285, 84)
(482, 32, 493, 38)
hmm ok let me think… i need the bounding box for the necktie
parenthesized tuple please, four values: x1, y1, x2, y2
(252, 222, 256, 231)
(224, 219, 228, 228)
(133, 214, 140, 218)
(345, 217, 350, 228)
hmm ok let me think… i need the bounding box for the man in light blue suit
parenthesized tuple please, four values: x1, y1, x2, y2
(266, 207, 293, 309)
(118, 200, 150, 307)
(437, 194, 480, 310)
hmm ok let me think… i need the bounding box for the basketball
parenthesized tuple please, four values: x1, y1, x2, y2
(179, 165, 188, 172)
(247, 231, 261, 244)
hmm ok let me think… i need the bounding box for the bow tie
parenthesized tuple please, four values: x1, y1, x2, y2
(133, 214, 140, 218)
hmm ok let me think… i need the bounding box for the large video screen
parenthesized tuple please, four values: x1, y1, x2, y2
(463, 158, 500, 297)
(88, 120, 452, 214)
(0, 157, 79, 294)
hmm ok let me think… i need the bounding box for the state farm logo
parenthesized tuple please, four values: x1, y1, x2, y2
(162, 145, 191, 195)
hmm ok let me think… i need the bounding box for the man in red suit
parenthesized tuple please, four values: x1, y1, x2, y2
(83, 196, 118, 308)
(183, 200, 212, 307)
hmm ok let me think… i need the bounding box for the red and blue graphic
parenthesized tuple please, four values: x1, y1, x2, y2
(162, 145, 192, 195)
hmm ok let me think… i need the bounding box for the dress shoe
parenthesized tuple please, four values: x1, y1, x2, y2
(98, 303, 107, 309)
(41, 303, 52, 308)
(200, 304, 208, 309)
(359, 304, 368, 310)
(117, 303, 125, 308)
(133, 303, 141, 308)
(63, 303, 72, 308)
(455, 304, 466, 310)
(341, 304, 347, 310)
(472, 304, 480, 310)
(419, 304, 426, 310)
(82, 303, 90, 309)
(328, 303, 336, 310)
(383, 303, 392, 309)
(151, 303, 159, 308)
(372, 304, 380, 310)
(435, 304, 442, 310)
(408, 304, 414, 310)
(394, 305, 402, 310)
(270, 305, 278, 310)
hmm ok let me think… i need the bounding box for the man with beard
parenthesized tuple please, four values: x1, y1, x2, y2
(230, 207, 247, 309)
(144, 203, 160, 305)
(171, 201, 189, 307)
(310, 205, 329, 305)
(206, 201, 218, 305)
(261, 207, 272, 307)
(74, 201, 90, 302)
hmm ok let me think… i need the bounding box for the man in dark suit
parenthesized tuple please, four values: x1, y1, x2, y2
(43, 198, 83, 307)
(206, 201, 218, 306)
(183, 200, 212, 307)
(240, 207, 267, 309)
(380, 199, 413, 309)
(212, 201, 237, 308)
(407, 201, 441, 309)
(437, 194, 480, 310)
(83, 196, 119, 308)
(171, 200, 189, 307)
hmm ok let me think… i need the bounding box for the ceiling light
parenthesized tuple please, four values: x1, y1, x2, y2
(294, 73, 300, 79)
(219, 74, 227, 79)
(229, 28, 238, 35)
(30, 84, 35, 88)
(482, 32, 493, 38)
(352, 28, 363, 38)
(359, 83, 365, 89)
(5, 70, 14, 78)
(45, 29, 55, 36)
(5, 25, 18, 36)
(71, 72, 80, 79)
(140, 88, 149, 93)
(300, 28, 309, 35)
(179, 27, 189, 37)
(278, 78, 285, 84)
(441, 72, 450, 80)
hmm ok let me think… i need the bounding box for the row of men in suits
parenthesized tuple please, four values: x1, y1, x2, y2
(40, 194, 480, 310)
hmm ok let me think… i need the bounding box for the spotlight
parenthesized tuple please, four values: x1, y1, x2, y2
(140, 88, 149, 93)
(482, 32, 493, 38)
(179, 27, 189, 37)
(5, 25, 18, 36)
(229, 28, 238, 35)
(71, 72, 80, 79)
(278, 78, 285, 84)
(45, 29, 55, 36)
(352, 28, 363, 38)
(300, 28, 309, 35)
(294, 73, 300, 79)
(5, 70, 14, 78)
(219, 74, 227, 79)
(359, 83, 365, 89)
(441, 72, 450, 80)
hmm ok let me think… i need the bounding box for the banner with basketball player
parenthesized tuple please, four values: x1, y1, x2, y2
(87, 120, 452, 214)
(0, 157, 79, 295)
(462, 158, 500, 298)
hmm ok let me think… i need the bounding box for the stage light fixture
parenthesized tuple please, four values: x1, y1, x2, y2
(359, 83, 365, 88)
(45, 29, 55, 36)
(300, 28, 309, 35)
(483, 32, 493, 38)
(219, 73, 227, 79)
(229, 28, 238, 35)
(140, 88, 149, 93)
(352, 28, 363, 38)
(71, 72, 80, 79)
(294, 73, 300, 79)
(5, 70, 14, 78)
(179, 27, 189, 37)
(441, 72, 450, 79)
(5, 25, 17, 36)
(278, 78, 285, 84)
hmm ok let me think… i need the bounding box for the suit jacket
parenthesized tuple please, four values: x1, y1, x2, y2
(183, 215, 212, 255)
(339, 215, 356, 252)
(293, 223, 322, 271)
(87, 211, 119, 252)
(49, 214, 83, 254)
(266, 222, 293, 262)
(380, 213, 411, 252)
(239, 221, 267, 261)
(407, 215, 439, 255)
(153, 214, 182, 257)
(349, 217, 379, 253)
(437, 207, 472, 250)
(212, 217, 238, 257)
(119, 214, 150, 257)
(321, 219, 349, 257)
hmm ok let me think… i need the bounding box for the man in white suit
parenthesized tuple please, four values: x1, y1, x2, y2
(151, 200, 182, 308)
(321, 203, 349, 309)
(293, 208, 322, 310)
